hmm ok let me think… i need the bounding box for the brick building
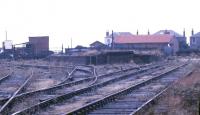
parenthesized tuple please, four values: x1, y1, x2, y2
(105, 30, 187, 55)
(190, 30, 200, 50)
(154, 30, 187, 51)
(29, 36, 49, 57)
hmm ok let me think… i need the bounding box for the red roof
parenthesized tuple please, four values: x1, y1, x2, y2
(114, 34, 173, 44)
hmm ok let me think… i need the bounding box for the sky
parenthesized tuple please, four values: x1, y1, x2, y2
(0, 0, 200, 51)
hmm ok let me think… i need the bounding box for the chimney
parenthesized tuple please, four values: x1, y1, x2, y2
(5, 30, 7, 40)
(192, 29, 194, 36)
(148, 29, 150, 35)
(61, 44, 63, 54)
(106, 31, 109, 37)
(136, 30, 139, 35)
(164, 29, 168, 34)
(111, 30, 114, 49)
(183, 28, 185, 37)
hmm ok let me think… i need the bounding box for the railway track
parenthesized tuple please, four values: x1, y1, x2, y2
(11, 64, 93, 93)
(15, 64, 94, 78)
(65, 62, 191, 115)
(59, 65, 95, 85)
(17, 67, 67, 93)
(11, 61, 179, 115)
(8, 64, 93, 87)
(0, 64, 95, 115)
(0, 65, 96, 104)
(0, 67, 34, 114)
(0, 67, 12, 80)
(0, 67, 31, 100)
(71, 65, 94, 79)
(131, 70, 194, 115)
(0, 62, 154, 114)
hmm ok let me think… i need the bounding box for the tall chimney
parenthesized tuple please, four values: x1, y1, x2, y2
(148, 29, 150, 35)
(192, 29, 194, 36)
(164, 29, 168, 34)
(183, 28, 185, 37)
(61, 44, 63, 54)
(5, 30, 7, 40)
(111, 30, 114, 49)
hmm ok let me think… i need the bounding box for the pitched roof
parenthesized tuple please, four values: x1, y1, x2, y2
(106, 32, 133, 38)
(90, 41, 105, 46)
(191, 32, 200, 37)
(115, 32, 133, 36)
(154, 30, 183, 37)
(75, 45, 87, 49)
(114, 34, 173, 44)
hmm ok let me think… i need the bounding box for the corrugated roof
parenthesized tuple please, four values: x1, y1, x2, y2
(114, 35, 173, 44)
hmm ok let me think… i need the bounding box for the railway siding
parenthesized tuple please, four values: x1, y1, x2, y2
(65, 63, 188, 115)
(0, 60, 192, 115)
(12, 62, 178, 114)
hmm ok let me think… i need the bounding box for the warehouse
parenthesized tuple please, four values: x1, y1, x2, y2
(190, 30, 200, 51)
(29, 36, 49, 58)
(105, 30, 187, 55)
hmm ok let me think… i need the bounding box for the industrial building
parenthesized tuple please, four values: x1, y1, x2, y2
(0, 36, 50, 59)
(2, 40, 13, 54)
(105, 30, 187, 55)
(29, 36, 49, 58)
(49, 50, 159, 65)
(154, 30, 187, 51)
(190, 30, 200, 51)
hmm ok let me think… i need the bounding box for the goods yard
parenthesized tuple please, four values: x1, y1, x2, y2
(1, 0, 200, 114)
(0, 57, 197, 115)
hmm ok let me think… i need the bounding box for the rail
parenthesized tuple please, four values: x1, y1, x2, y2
(65, 63, 187, 114)
(0, 69, 34, 114)
(12, 63, 164, 114)
(130, 69, 194, 115)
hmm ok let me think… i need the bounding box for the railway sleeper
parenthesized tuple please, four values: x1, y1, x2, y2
(65, 63, 187, 115)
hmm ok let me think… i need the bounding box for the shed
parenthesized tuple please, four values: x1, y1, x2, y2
(90, 41, 107, 49)
(29, 36, 49, 57)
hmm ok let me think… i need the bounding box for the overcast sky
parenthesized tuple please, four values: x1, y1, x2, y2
(0, 0, 200, 50)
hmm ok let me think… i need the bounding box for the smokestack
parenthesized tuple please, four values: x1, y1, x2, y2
(183, 28, 185, 37)
(136, 30, 139, 35)
(61, 44, 63, 54)
(148, 29, 150, 35)
(111, 30, 114, 49)
(192, 29, 194, 36)
(5, 30, 7, 40)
